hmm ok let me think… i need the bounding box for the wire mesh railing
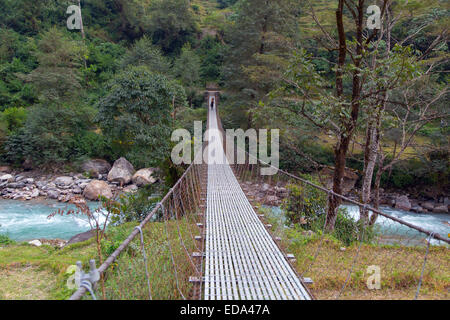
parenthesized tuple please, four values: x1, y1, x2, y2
(69, 155, 208, 300)
(228, 152, 449, 300)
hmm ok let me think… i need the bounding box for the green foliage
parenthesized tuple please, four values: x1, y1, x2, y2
(0, 107, 27, 133)
(145, 0, 199, 54)
(2, 103, 97, 166)
(282, 177, 375, 246)
(283, 181, 326, 228)
(0, 234, 15, 245)
(100, 223, 138, 257)
(107, 186, 162, 225)
(197, 36, 225, 82)
(97, 66, 187, 168)
(217, 0, 238, 9)
(223, 0, 299, 117)
(173, 44, 201, 86)
(120, 36, 170, 74)
(24, 27, 86, 103)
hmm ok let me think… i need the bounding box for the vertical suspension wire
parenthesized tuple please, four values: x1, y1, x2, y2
(172, 187, 200, 272)
(134, 226, 152, 300)
(414, 232, 434, 300)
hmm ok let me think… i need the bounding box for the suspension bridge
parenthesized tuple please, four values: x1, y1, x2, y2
(70, 89, 449, 301)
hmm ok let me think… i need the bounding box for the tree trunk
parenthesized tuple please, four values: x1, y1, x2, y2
(360, 122, 378, 221)
(325, 0, 363, 232)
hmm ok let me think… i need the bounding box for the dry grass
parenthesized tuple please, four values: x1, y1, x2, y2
(0, 264, 57, 300)
(290, 238, 449, 300)
(257, 204, 449, 300)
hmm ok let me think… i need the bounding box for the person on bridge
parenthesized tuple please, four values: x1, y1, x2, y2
(211, 97, 215, 110)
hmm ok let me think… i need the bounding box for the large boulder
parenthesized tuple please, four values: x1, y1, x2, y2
(395, 195, 412, 211)
(54, 176, 74, 188)
(0, 174, 14, 182)
(82, 159, 111, 176)
(432, 205, 449, 214)
(132, 168, 157, 187)
(28, 240, 42, 247)
(107, 157, 135, 185)
(83, 180, 113, 201)
(421, 202, 435, 211)
(65, 230, 95, 246)
(47, 190, 60, 199)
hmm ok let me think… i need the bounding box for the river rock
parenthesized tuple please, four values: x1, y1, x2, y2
(82, 159, 111, 176)
(132, 168, 157, 187)
(411, 205, 423, 213)
(0, 174, 13, 182)
(65, 230, 95, 246)
(30, 189, 40, 198)
(395, 195, 412, 211)
(266, 195, 280, 205)
(47, 189, 60, 199)
(421, 202, 435, 211)
(7, 182, 25, 188)
(432, 205, 448, 214)
(123, 184, 138, 193)
(54, 176, 74, 188)
(83, 180, 113, 201)
(28, 240, 42, 247)
(73, 186, 82, 194)
(107, 157, 135, 185)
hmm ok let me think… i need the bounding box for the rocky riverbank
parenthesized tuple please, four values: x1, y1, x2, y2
(240, 180, 449, 215)
(0, 158, 158, 203)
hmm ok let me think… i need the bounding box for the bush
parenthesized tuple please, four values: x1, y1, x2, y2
(107, 186, 162, 225)
(1, 107, 27, 133)
(0, 234, 15, 245)
(1, 103, 97, 167)
(282, 177, 374, 246)
(96, 66, 187, 169)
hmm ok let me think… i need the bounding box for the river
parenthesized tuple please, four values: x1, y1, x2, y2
(0, 199, 106, 241)
(0, 200, 448, 244)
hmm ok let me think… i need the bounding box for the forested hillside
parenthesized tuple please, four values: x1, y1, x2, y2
(0, 0, 448, 198)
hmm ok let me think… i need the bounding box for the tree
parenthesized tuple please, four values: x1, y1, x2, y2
(173, 44, 201, 108)
(96, 66, 187, 169)
(272, 1, 392, 231)
(24, 27, 86, 103)
(120, 36, 170, 74)
(2, 103, 97, 167)
(358, 0, 449, 223)
(145, 0, 199, 54)
(223, 0, 299, 128)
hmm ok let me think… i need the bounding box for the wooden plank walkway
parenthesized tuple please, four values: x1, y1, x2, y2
(203, 97, 311, 300)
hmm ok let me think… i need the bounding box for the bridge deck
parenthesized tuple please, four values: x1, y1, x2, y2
(204, 102, 311, 300)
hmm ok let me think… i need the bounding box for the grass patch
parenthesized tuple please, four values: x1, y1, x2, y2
(259, 206, 450, 300)
(0, 238, 97, 300)
(98, 218, 199, 300)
